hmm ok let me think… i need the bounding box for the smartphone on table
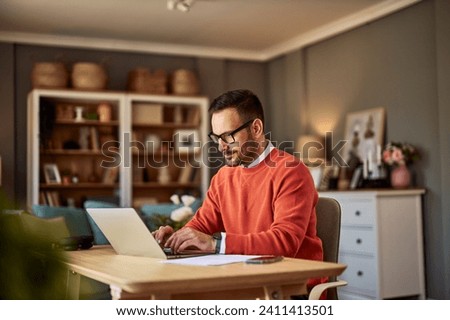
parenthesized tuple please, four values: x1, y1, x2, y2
(245, 256, 283, 264)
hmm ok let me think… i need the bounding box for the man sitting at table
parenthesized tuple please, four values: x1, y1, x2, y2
(154, 89, 325, 292)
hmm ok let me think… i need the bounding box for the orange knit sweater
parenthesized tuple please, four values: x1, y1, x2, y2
(186, 148, 325, 290)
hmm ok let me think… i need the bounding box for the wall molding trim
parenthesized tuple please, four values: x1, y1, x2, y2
(0, 0, 421, 61)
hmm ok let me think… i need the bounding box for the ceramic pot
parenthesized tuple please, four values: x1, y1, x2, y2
(390, 165, 411, 188)
(97, 103, 112, 122)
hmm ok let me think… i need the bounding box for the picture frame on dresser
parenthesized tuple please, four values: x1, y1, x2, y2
(343, 107, 385, 169)
(349, 166, 363, 190)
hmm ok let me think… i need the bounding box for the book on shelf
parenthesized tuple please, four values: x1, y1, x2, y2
(39, 191, 48, 205)
(189, 167, 200, 183)
(41, 191, 61, 207)
(90, 127, 99, 151)
(133, 166, 144, 183)
(186, 107, 200, 126)
(132, 103, 163, 125)
(102, 167, 119, 184)
(52, 191, 61, 206)
(178, 165, 194, 184)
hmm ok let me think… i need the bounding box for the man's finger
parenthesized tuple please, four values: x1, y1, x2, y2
(178, 239, 197, 252)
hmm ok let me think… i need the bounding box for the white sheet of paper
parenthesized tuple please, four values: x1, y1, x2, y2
(161, 254, 261, 266)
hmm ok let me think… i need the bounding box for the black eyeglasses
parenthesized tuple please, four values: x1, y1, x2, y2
(208, 119, 256, 145)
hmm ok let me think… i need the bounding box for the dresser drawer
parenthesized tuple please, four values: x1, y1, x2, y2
(340, 200, 375, 226)
(340, 228, 376, 255)
(337, 290, 374, 300)
(338, 254, 377, 297)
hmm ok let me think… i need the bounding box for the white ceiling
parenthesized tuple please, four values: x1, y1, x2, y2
(0, 0, 420, 61)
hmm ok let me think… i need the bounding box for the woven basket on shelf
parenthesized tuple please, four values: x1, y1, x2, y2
(31, 62, 69, 89)
(71, 62, 107, 90)
(171, 69, 200, 96)
(127, 68, 167, 94)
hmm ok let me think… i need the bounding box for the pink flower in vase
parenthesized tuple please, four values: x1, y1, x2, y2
(383, 150, 392, 164)
(382, 141, 420, 168)
(391, 149, 404, 165)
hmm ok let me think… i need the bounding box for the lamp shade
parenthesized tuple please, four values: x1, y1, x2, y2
(296, 135, 325, 163)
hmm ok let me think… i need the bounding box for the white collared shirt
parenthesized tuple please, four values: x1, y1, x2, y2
(246, 140, 275, 168)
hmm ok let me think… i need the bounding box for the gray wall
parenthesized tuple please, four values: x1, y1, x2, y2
(0, 43, 15, 203)
(435, 0, 450, 299)
(267, 50, 307, 151)
(271, 0, 448, 299)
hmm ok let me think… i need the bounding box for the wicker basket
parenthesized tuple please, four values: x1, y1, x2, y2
(71, 62, 107, 90)
(171, 69, 199, 96)
(31, 62, 69, 89)
(127, 68, 167, 94)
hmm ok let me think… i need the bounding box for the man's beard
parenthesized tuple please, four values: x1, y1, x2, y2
(223, 140, 260, 167)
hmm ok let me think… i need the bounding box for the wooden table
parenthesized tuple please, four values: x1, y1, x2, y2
(63, 246, 346, 300)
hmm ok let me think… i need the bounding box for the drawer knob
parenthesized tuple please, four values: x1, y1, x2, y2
(356, 238, 362, 244)
(355, 210, 361, 216)
(357, 271, 364, 277)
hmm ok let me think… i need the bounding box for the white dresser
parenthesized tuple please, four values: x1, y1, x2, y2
(319, 189, 426, 299)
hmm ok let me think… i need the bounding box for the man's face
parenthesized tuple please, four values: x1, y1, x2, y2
(211, 108, 258, 167)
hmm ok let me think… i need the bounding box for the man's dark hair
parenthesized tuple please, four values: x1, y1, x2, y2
(208, 89, 265, 126)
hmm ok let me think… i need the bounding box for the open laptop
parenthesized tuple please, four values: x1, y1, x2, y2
(86, 208, 214, 259)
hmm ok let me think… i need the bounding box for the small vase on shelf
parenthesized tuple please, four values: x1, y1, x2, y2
(74, 106, 84, 122)
(390, 164, 411, 189)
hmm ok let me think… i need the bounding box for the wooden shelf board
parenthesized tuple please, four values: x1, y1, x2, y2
(133, 182, 200, 188)
(55, 119, 119, 126)
(132, 123, 198, 129)
(41, 150, 108, 156)
(132, 151, 201, 157)
(40, 183, 119, 189)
